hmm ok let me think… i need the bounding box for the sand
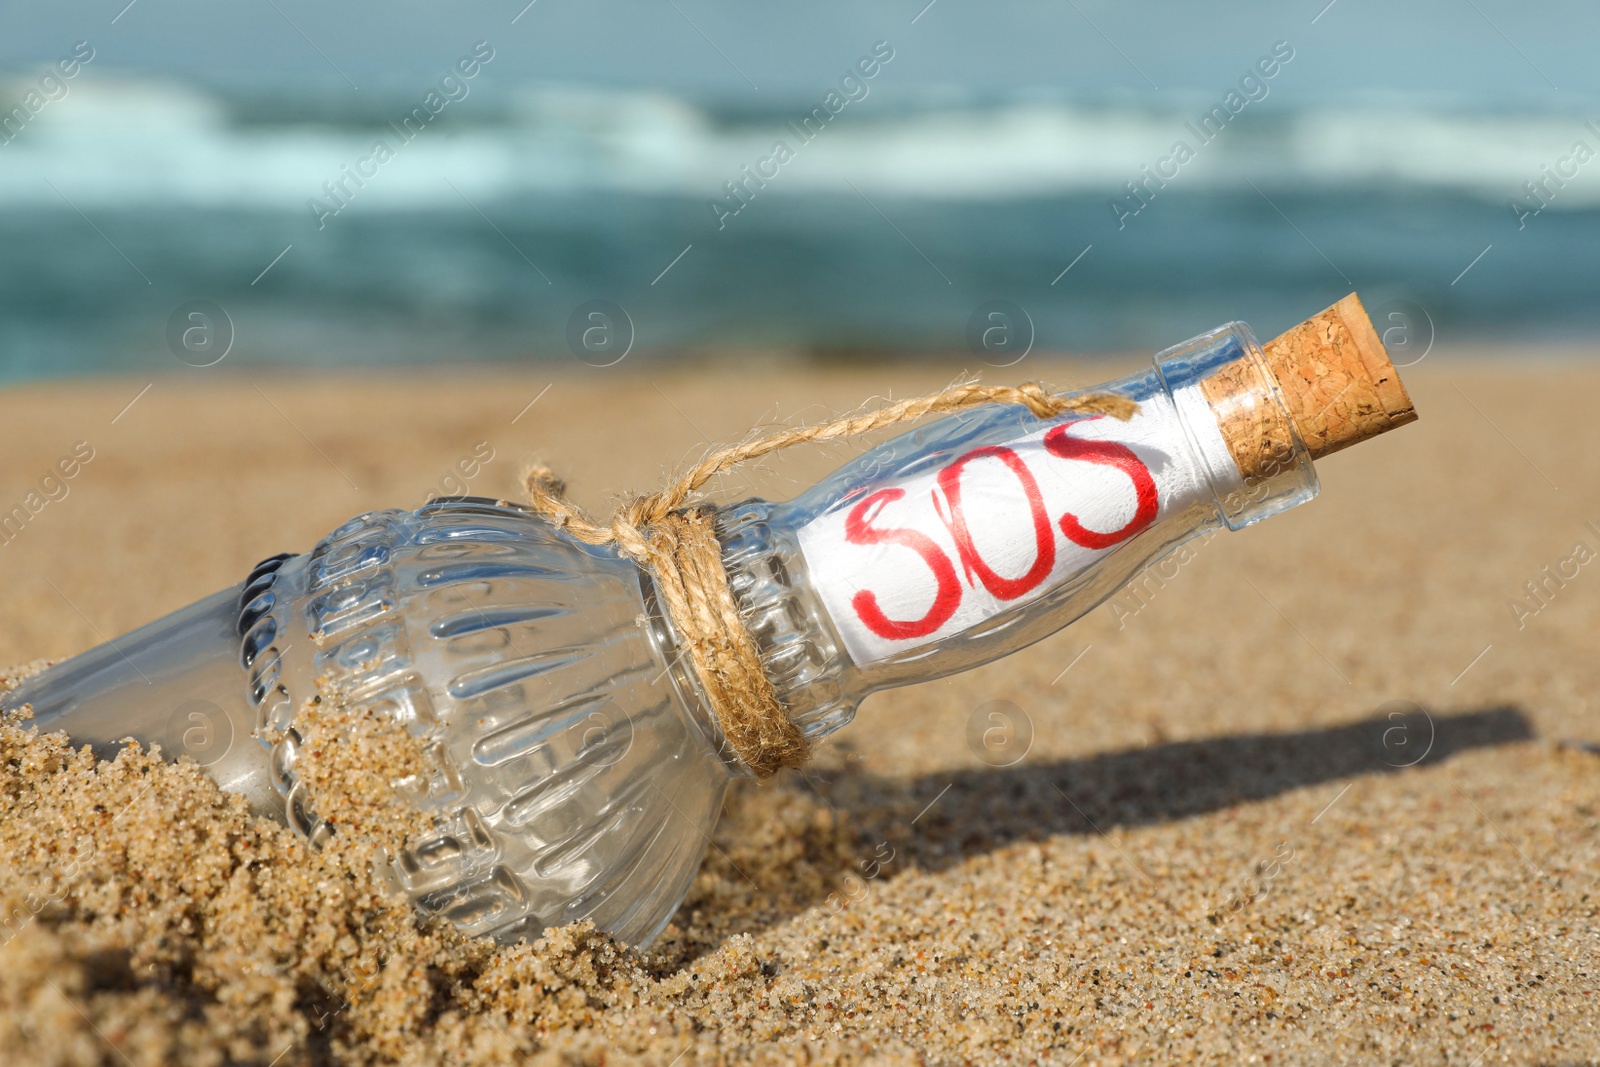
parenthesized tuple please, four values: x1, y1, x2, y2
(0, 354, 1597, 1065)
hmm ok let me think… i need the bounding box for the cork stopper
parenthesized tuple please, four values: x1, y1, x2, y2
(1201, 293, 1417, 481)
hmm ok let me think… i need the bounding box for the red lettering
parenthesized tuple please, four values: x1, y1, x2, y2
(845, 488, 962, 639)
(936, 445, 1055, 600)
(1043, 417, 1158, 550)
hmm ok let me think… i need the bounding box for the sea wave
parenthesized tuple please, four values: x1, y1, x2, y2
(2, 80, 1598, 210)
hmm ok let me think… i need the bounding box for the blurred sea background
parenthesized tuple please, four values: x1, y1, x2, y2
(1, 0, 1597, 382)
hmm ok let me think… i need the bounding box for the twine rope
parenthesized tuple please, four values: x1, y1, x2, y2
(521, 380, 1137, 777)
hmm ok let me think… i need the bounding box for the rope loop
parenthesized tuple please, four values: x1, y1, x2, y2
(521, 380, 1136, 776)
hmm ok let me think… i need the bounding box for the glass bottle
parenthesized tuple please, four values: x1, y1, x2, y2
(2, 299, 1415, 946)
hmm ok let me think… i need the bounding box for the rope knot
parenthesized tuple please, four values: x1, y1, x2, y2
(521, 380, 1136, 776)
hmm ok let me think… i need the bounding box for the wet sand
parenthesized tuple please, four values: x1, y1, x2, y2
(0, 355, 1597, 1065)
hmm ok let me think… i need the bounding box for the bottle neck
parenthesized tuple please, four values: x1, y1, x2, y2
(714, 323, 1318, 754)
(716, 498, 860, 743)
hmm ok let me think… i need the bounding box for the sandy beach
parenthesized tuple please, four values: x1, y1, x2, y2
(1, 354, 1597, 1065)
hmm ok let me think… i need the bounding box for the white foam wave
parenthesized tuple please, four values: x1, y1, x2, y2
(2, 80, 1597, 210)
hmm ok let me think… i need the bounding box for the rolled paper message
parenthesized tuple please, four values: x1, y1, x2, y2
(4, 294, 1418, 948)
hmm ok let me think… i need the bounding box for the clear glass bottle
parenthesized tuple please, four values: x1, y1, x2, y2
(3, 318, 1390, 947)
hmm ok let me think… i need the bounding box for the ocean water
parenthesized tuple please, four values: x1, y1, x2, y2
(2, 80, 1597, 381)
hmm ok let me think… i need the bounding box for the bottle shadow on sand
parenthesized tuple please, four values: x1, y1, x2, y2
(678, 705, 1534, 955)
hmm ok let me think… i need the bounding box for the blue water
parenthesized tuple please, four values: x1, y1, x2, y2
(4, 190, 1592, 381)
(2, 84, 1596, 380)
